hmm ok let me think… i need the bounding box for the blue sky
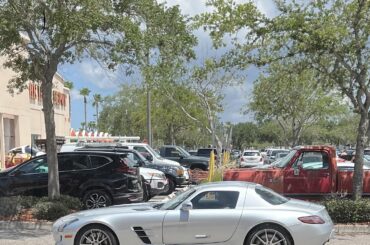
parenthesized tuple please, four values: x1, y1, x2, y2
(59, 0, 276, 130)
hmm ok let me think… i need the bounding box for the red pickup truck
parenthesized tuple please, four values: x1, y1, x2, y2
(224, 146, 370, 197)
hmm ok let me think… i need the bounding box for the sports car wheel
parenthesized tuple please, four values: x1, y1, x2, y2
(75, 225, 118, 245)
(245, 224, 292, 245)
(83, 190, 112, 209)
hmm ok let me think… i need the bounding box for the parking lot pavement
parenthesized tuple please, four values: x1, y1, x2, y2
(0, 226, 53, 245)
(328, 234, 370, 245)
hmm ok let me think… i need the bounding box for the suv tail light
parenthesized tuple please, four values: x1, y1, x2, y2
(298, 215, 325, 224)
(116, 159, 138, 175)
(240, 157, 244, 162)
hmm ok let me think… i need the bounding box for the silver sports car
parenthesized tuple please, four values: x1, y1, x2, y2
(53, 181, 334, 245)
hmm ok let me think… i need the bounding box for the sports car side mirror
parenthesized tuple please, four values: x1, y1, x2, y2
(181, 202, 193, 212)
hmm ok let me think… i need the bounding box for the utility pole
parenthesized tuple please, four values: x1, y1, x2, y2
(146, 85, 152, 146)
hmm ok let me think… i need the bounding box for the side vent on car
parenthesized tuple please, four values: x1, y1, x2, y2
(132, 226, 152, 244)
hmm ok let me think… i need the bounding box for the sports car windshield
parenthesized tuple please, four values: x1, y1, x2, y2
(159, 188, 196, 210)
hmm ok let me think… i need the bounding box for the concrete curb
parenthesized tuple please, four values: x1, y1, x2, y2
(335, 224, 370, 234)
(0, 221, 52, 231)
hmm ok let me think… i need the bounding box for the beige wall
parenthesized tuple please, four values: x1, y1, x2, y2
(0, 56, 70, 169)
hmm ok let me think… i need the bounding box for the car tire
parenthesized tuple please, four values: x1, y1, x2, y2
(142, 178, 151, 202)
(163, 176, 175, 195)
(82, 190, 112, 209)
(245, 224, 293, 245)
(74, 224, 118, 245)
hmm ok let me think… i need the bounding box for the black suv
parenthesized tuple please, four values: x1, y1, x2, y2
(0, 151, 143, 209)
(75, 145, 186, 194)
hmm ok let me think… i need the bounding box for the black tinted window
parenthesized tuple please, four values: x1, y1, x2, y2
(90, 155, 112, 168)
(18, 157, 48, 174)
(255, 186, 288, 205)
(59, 155, 89, 171)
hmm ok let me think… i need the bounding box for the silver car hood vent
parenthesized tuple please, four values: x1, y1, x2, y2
(132, 226, 151, 244)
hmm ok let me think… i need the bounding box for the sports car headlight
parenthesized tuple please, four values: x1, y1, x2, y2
(57, 218, 79, 232)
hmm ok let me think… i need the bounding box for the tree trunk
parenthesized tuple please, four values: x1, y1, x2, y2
(84, 96, 87, 131)
(41, 70, 60, 199)
(352, 111, 369, 200)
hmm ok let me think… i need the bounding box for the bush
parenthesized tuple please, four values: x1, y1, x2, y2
(37, 195, 82, 211)
(33, 202, 69, 221)
(0, 196, 22, 217)
(322, 198, 370, 223)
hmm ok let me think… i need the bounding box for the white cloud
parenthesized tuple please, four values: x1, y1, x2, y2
(79, 61, 119, 89)
(70, 89, 83, 101)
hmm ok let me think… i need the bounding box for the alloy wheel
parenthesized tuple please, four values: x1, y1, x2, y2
(79, 228, 112, 245)
(85, 193, 107, 209)
(250, 228, 288, 245)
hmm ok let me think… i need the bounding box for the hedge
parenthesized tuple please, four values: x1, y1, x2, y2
(0, 195, 82, 221)
(322, 198, 370, 223)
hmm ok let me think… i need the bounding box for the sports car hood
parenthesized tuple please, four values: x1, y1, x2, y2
(66, 203, 159, 219)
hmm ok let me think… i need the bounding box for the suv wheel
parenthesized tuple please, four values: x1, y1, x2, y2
(83, 190, 112, 209)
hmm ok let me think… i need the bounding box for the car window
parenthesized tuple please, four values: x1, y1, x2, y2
(255, 185, 288, 205)
(18, 157, 48, 174)
(134, 146, 149, 154)
(296, 152, 329, 170)
(191, 191, 239, 209)
(90, 155, 112, 168)
(58, 155, 90, 171)
(119, 154, 137, 167)
(243, 152, 259, 156)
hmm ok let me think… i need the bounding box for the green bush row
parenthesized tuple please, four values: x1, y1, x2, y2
(322, 198, 370, 223)
(0, 195, 82, 221)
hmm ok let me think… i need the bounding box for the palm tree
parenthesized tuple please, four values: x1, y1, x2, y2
(92, 93, 103, 129)
(64, 81, 74, 121)
(79, 88, 91, 130)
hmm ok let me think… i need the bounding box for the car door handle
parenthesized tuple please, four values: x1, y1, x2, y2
(320, 173, 330, 177)
(195, 235, 208, 239)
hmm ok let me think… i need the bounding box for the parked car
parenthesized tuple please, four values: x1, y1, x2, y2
(5, 145, 45, 168)
(119, 143, 190, 184)
(159, 145, 209, 170)
(231, 149, 241, 159)
(76, 145, 184, 195)
(0, 151, 143, 208)
(53, 181, 334, 245)
(188, 149, 198, 156)
(239, 150, 263, 168)
(196, 148, 217, 158)
(264, 149, 290, 164)
(224, 145, 370, 198)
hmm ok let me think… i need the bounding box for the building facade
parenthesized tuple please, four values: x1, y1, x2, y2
(0, 56, 71, 169)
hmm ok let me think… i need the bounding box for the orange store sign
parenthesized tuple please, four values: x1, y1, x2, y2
(29, 82, 66, 107)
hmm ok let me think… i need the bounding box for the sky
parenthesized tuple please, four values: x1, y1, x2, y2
(59, 0, 277, 130)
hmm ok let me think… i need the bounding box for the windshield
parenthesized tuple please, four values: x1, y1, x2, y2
(145, 145, 162, 158)
(177, 146, 191, 157)
(274, 150, 296, 168)
(159, 188, 196, 210)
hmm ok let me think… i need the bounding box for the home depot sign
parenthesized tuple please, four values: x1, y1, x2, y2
(28, 82, 67, 107)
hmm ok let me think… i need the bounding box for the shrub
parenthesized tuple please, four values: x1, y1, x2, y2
(33, 201, 69, 221)
(0, 196, 22, 217)
(19, 196, 39, 209)
(322, 198, 370, 223)
(37, 195, 82, 211)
